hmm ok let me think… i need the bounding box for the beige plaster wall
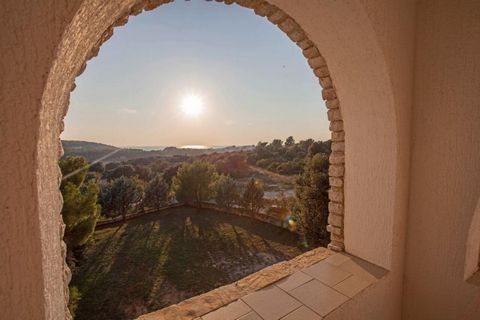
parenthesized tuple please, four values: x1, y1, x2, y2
(2, 0, 478, 319)
(1, 0, 413, 318)
(0, 1, 81, 319)
(403, 1, 480, 319)
(274, 1, 416, 319)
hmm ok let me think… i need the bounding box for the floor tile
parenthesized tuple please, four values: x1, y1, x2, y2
(237, 311, 263, 320)
(276, 272, 313, 292)
(324, 253, 351, 266)
(203, 300, 252, 320)
(333, 275, 371, 298)
(303, 260, 352, 287)
(280, 306, 323, 320)
(290, 280, 349, 317)
(337, 256, 387, 284)
(242, 286, 302, 320)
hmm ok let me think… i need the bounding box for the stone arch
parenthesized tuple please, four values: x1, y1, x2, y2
(465, 198, 480, 283)
(37, 0, 399, 317)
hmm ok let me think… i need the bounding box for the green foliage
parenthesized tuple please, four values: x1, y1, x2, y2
(108, 176, 144, 219)
(241, 178, 264, 214)
(171, 160, 218, 207)
(144, 174, 169, 210)
(68, 286, 81, 318)
(59, 156, 100, 249)
(249, 137, 330, 175)
(295, 145, 330, 247)
(214, 175, 239, 209)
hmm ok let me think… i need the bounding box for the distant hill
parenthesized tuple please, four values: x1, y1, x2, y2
(61, 140, 254, 163)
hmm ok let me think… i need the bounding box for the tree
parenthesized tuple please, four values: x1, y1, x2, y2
(295, 150, 330, 247)
(59, 156, 101, 249)
(109, 176, 144, 220)
(285, 136, 295, 147)
(171, 160, 218, 208)
(215, 175, 239, 209)
(107, 164, 135, 180)
(241, 178, 264, 214)
(144, 174, 169, 210)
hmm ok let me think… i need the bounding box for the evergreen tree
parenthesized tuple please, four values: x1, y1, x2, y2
(241, 178, 264, 214)
(295, 145, 330, 247)
(59, 156, 101, 249)
(109, 176, 144, 220)
(171, 160, 218, 208)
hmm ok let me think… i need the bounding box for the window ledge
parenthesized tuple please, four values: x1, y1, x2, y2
(138, 249, 388, 320)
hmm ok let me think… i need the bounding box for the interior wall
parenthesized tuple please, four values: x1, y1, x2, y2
(404, 0, 480, 319)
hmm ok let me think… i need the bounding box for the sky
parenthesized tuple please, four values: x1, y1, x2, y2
(62, 0, 329, 147)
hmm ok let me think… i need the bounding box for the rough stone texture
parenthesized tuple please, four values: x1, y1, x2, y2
(331, 131, 345, 142)
(329, 121, 344, 132)
(329, 202, 344, 215)
(329, 165, 345, 177)
(330, 152, 345, 164)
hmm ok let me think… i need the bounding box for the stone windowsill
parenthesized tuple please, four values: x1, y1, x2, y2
(138, 248, 387, 320)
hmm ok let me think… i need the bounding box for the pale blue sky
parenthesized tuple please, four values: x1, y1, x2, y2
(62, 0, 328, 147)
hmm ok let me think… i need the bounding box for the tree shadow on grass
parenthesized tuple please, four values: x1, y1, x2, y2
(72, 207, 304, 320)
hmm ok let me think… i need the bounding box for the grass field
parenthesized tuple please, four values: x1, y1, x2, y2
(71, 207, 305, 320)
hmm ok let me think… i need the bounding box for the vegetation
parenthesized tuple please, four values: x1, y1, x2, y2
(70, 207, 304, 320)
(294, 142, 331, 247)
(143, 174, 169, 210)
(248, 137, 331, 175)
(241, 178, 264, 214)
(171, 160, 218, 207)
(214, 175, 239, 209)
(100, 176, 144, 220)
(59, 156, 101, 250)
(62, 137, 333, 319)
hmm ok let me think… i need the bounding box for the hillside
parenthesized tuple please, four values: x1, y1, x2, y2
(61, 140, 254, 163)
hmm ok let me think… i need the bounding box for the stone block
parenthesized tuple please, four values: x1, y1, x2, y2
(331, 141, 345, 152)
(327, 108, 342, 121)
(328, 202, 343, 215)
(329, 121, 344, 132)
(331, 131, 345, 142)
(329, 152, 345, 164)
(329, 164, 345, 177)
(322, 88, 337, 100)
(308, 56, 326, 69)
(314, 66, 330, 78)
(329, 189, 343, 202)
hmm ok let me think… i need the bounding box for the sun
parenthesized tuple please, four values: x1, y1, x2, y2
(180, 94, 205, 117)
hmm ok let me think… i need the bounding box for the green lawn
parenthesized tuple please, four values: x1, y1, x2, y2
(71, 207, 305, 320)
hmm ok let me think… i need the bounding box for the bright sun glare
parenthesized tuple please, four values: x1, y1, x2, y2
(180, 94, 205, 117)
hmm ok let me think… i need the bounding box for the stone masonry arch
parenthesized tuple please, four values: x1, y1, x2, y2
(33, 0, 400, 318)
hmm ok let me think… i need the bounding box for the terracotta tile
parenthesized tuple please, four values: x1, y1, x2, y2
(203, 300, 252, 320)
(237, 311, 263, 320)
(303, 260, 352, 286)
(290, 280, 349, 317)
(242, 286, 302, 320)
(276, 272, 313, 292)
(333, 275, 371, 298)
(280, 306, 323, 320)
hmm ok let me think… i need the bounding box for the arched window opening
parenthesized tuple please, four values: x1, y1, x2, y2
(49, 1, 345, 315)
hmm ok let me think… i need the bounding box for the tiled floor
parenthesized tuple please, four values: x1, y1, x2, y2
(197, 253, 386, 320)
